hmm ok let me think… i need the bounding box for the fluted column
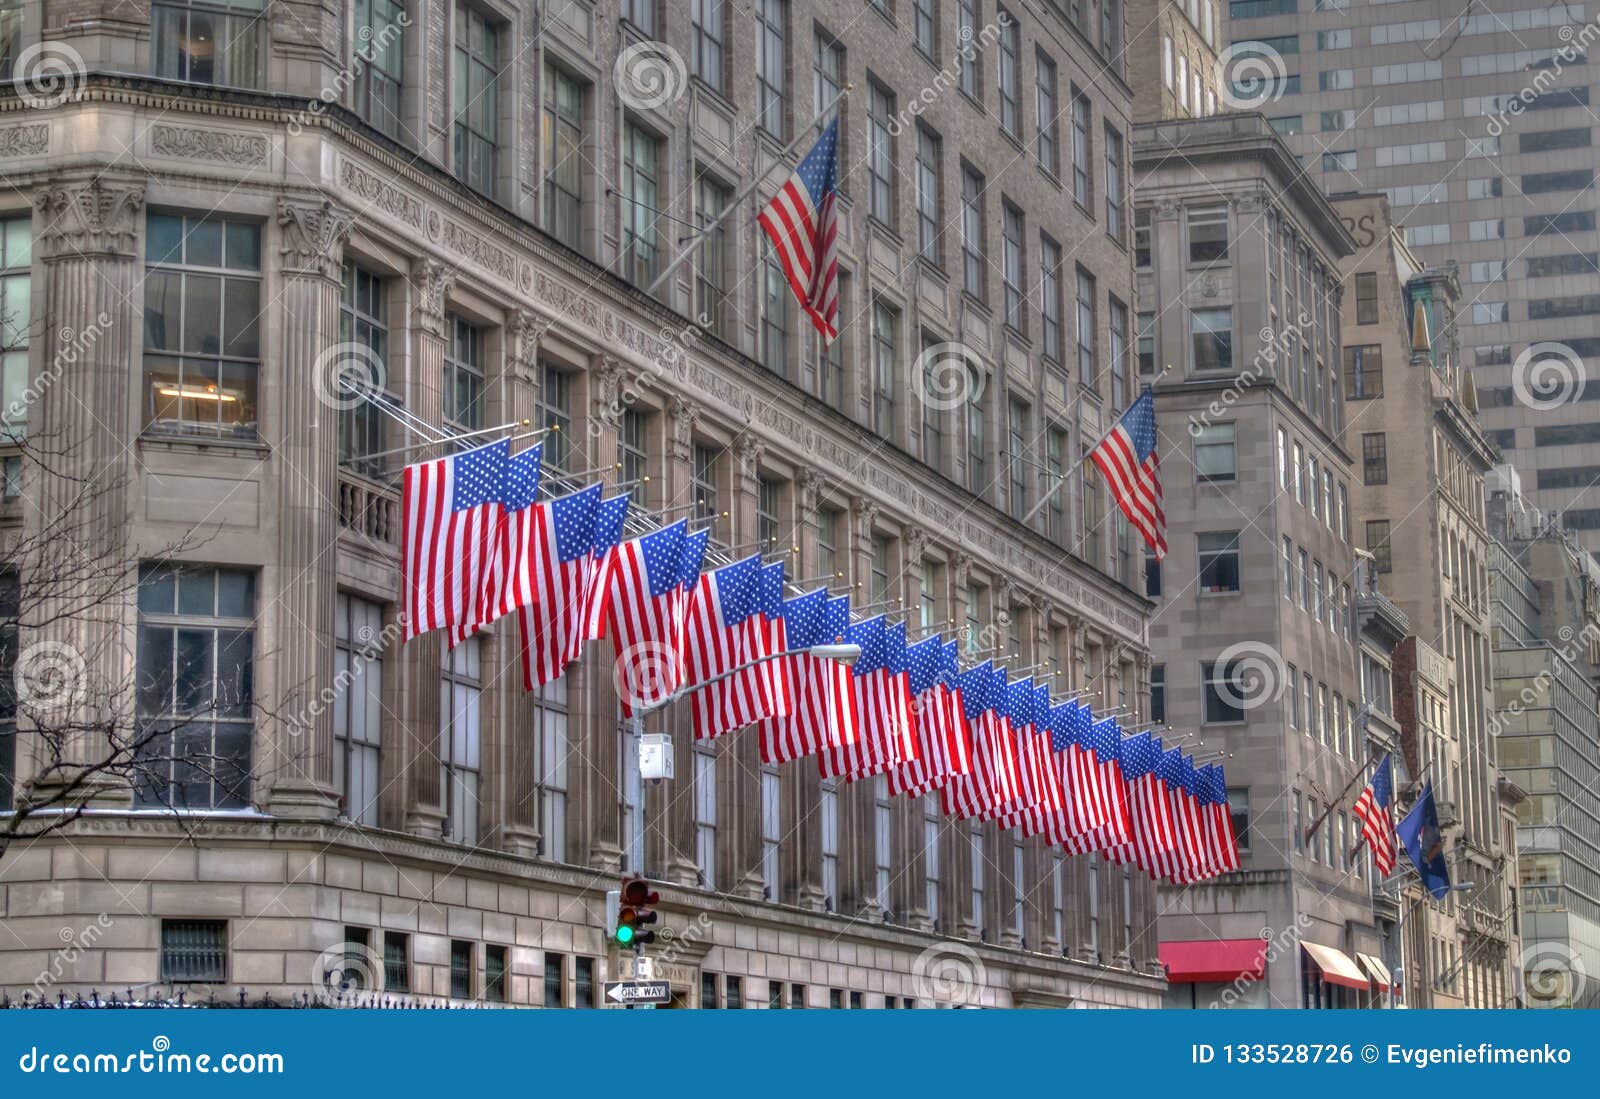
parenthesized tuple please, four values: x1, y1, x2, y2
(842, 496, 881, 919)
(660, 394, 701, 885)
(580, 360, 625, 873)
(21, 180, 144, 807)
(791, 469, 827, 911)
(265, 199, 353, 818)
(400, 257, 454, 837)
(723, 430, 767, 900)
(499, 309, 543, 857)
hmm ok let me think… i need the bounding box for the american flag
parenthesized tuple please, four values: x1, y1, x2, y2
(450, 444, 545, 647)
(1107, 733, 1179, 878)
(402, 437, 508, 641)
(975, 669, 1026, 822)
(754, 563, 794, 722)
(1088, 388, 1167, 559)
(757, 118, 841, 343)
(1061, 716, 1132, 854)
(1171, 754, 1218, 882)
(886, 637, 972, 797)
(1202, 764, 1241, 873)
(681, 554, 765, 741)
(516, 484, 601, 690)
(1001, 683, 1067, 836)
(818, 617, 915, 781)
(944, 665, 1020, 818)
(1351, 754, 1397, 876)
(1153, 748, 1206, 882)
(604, 520, 689, 716)
(758, 587, 831, 764)
(1050, 702, 1108, 844)
(576, 494, 631, 644)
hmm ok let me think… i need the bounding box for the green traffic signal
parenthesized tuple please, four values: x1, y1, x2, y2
(615, 924, 636, 945)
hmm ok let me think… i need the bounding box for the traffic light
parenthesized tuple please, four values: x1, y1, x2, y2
(613, 876, 659, 947)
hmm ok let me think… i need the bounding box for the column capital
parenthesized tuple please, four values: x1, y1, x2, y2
(903, 524, 929, 568)
(276, 198, 355, 281)
(669, 394, 699, 462)
(509, 309, 545, 381)
(950, 551, 973, 589)
(734, 430, 765, 492)
(593, 354, 628, 428)
(798, 467, 826, 513)
(35, 179, 144, 260)
(411, 257, 457, 338)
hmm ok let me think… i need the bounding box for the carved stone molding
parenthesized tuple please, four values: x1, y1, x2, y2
(903, 525, 929, 568)
(508, 308, 543, 380)
(950, 551, 973, 589)
(277, 198, 356, 281)
(1154, 198, 1180, 221)
(0, 123, 49, 158)
(151, 124, 270, 166)
(411, 257, 457, 338)
(734, 430, 765, 490)
(34, 180, 144, 260)
(669, 394, 699, 462)
(798, 467, 826, 512)
(593, 355, 627, 427)
(850, 496, 879, 552)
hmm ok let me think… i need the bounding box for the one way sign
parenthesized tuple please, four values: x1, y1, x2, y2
(604, 980, 672, 1005)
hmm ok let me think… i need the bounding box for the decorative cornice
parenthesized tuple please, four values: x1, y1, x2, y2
(151, 123, 270, 166)
(276, 198, 355, 281)
(34, 180, 144, 260)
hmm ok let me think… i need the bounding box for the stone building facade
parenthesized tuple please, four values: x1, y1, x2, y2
(0, 2, 1166, 1007)
(1126, 0, 1222, 123)
(1332, 194, 1522, 1009)
(1133, 113, 1393, 1008)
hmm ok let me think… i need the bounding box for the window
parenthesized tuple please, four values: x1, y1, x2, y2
(1291, 441, 1304, 502)
(334, 595, 384, 827)
(816, 507, 841, 582)
(924, 794, 942, 922)
(1321, 109, 1353, 132)
(868, 83, 896, 226)
(1036, 52, 1060, 175)
(1228, 789, 1250, 850)
(1366, 520, 1393, 573)
(452, 6, 501, 196)
(914, 0, 937, 56)
(1362, 433, 1388, 485)
(1190, 308, 1232, 372)
(143, 213, 261, 437)
(1521, 127, 1592, 153)
(1269, 115, 1303, 136)
(998, 11, 1019, 137)
(384, 933, 410, 993)
(1105, 126, 1124, 243)
(544, 952, 565, 1007)
(821, 778, 839, 907)
(1136, 311, 1155, 376)
(1, 216, 31, 441)
(537, 363, 572, 474)
(1194, 423, 1236, 482)
(1149, 665, 1166, 723)
(1198, 532, 1241, 594)
(1040, 236, 1063, 363)
(961, 166, 986, 300)
(967, 378, 988, 496)
(1344, 345, 1381, 400)
(443, 315, 486, 431)
(1002, 203, 1025, 332)
(1109, 298, 1130, 410)
(351, 0, 405, 138)
(1202, 660, 1246, 724)
(921, 339, 946, 471)
(1045, 427, 1068, 542)
(134, 565, 254, 810)
(1162, 37, 1173, 89)
(755, 0, 786, 135)
(1527, 212, 1597, 238)
(1299, 548, 1310, 608)
(440, 637, 483, 844)
(542, 67, 584, 251)
(762, 766, 781, 898)
(1081, 457, 1103, 568)
(871, 300, 898, 439)
(0, 0, 21, 82)
(915, 126, 942, 264)
(484, 944, 507, 1003)
(153, 0, 265, 88)
(695, 173, 732, 338)
(1322, 151, 1357, 172)
(1319, 69, 1354, 91)
(760, 246, 790, 377)
(1353, 273, 1378, 325)
(694, 745, 717, 886)
(621, 0, 656, 33)
(1076, 268, 1097, 388)
(1008, 396, 1030, 521)
(450, 940, 473, 1000)
(1134, 209, 1151, 270)
(1472, 302, 1508, 325)
(970, 826, 986, 938)
(160, 920, 228, 983)
(958, 0, 980, 97)
(814, 29, 846, 143)
(692, 445, 720, 531)
(1071, 91, 1092, 207)
(874, 775, 892, 911)
(692, 0, 725, 91)
(1188, 207, 1228, 263)
(622, 123, 661, 287)
(534, 680, 570, 864)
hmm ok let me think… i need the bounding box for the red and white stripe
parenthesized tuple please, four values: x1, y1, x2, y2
(757, 186, 840, 342)
(402, 456, 498, 642)
(818, 667, 915, 781)
(1090, 430, 1167, 559)
(887, 684, 973, 797)
(517, 506, 600, 691)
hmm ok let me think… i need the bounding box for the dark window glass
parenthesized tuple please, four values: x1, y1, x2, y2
(160, 919, 227, 982)
(449, 940, 473, 1000)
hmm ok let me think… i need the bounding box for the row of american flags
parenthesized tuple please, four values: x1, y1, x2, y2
(399, 427, 1229, 882)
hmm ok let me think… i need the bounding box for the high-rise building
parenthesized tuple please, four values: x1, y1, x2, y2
(1225, 1, 1600, 555)
(1134, 113, 1396, 1008)
(1128, 0, 1224, 121)
(0, 2, 1163, 1007)
(1488, 466, 1600, 1008)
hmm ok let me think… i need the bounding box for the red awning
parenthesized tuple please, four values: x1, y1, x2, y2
(1159, 939, 1269, 984)
(1301, 941, 1372, 990)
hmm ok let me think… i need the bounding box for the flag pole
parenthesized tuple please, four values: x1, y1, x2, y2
(1018, 367, 1171, 526)
(644, 84, 854, 296)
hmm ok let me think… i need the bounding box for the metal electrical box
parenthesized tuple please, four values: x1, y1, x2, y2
(639, 733, 674, 780)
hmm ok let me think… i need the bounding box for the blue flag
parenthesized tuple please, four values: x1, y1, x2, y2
(1396, 780, 1451, 899)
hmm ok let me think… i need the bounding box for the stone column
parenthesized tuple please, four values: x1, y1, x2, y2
(21, 180, 144, 807)
(582, 359, 624, 874)
(498, 309, 544, 857)
(400, 257, 454, 838)
(722, 429, 767, 900)
(660, 394, 701, 886)
(841, 496, 882, 919)
(790, 468, 827, 911)
(266, 199, 354, 819)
